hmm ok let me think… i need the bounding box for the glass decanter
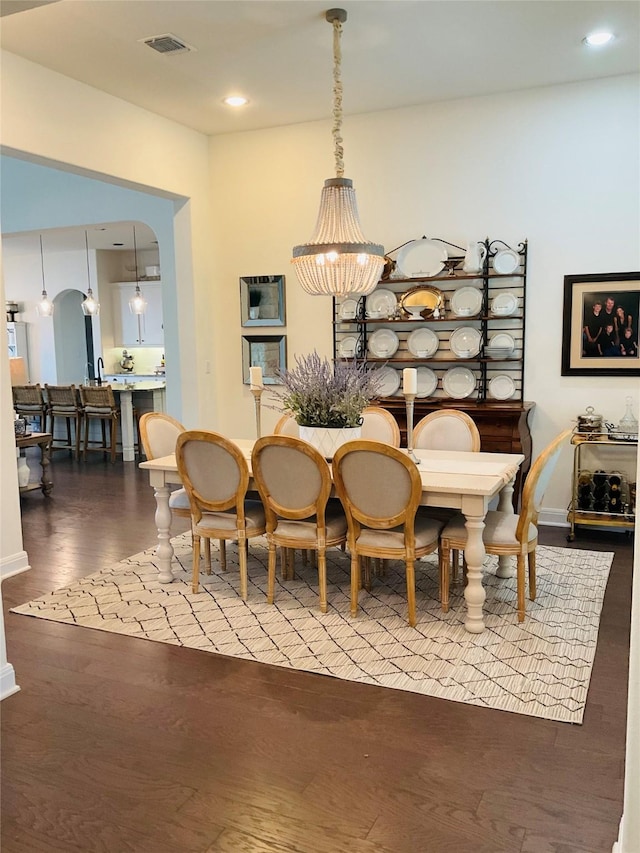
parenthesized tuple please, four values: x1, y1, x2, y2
(617, 396, 639, 437)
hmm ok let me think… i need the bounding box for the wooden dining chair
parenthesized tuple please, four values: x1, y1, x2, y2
(413, 410, 481, 452)
(332, 440, 444, 627)
(138, 410, 195, 530)
(273, 414, 299, 437)
(439, 428, 572, 621)
(360, 406, 401, 446)
(44, 384, 83, 460)
(176, 430, 266, 598)
(252, 434, 347, 613)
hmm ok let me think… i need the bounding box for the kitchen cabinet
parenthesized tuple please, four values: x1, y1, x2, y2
(112, 282, 164, 346)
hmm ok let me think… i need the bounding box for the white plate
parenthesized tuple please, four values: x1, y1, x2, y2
(407, 327, 439, 358)
(442, 367, 476, 399)
(416, 367, 438, 398)
(493, 249, 520, 275)
(450, 326, 482, 358)
(396, 239, 447, 278)
(450, 286, 483, 317)
(488, 374, 516, 400)
(368, 328, 400, 358)
(488, 332, 515, 352)
(490, 291, 518, 316)
(365, 288, 397, 318)
(339, 298, 359, 320)
(338, 336, 360, 358)
(372, 366, 401, 397)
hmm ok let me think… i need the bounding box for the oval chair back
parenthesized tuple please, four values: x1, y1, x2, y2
(413, 410, 481, 452)
(273, 414, 299, 437)
(139, 411, 185, 460)
(360, 406, 401, 446)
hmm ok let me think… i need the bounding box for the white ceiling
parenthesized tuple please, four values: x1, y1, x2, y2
(2, 0, 638, 256)
(3, 222, 159, 255)
(1, 1, 638, 137)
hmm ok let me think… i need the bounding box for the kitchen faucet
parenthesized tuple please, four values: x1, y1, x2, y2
(96, 357, 104, 386)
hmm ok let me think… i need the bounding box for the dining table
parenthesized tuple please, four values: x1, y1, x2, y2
(140, 440, 523, 634)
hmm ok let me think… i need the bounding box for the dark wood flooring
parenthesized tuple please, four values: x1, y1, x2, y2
(1, 450, 632, 853)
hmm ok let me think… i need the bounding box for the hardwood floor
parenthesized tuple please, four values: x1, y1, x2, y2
(2, 451, 632, 852)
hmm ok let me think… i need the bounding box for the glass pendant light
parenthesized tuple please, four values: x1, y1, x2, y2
(80, 230, 100, 316)
(292, 8, 385, 297)
(36, 235, 55, 317)
(128, 226, 147, 315)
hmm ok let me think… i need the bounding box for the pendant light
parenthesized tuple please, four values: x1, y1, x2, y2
(80, 230, 100, 316)
(128, 226, 147, 315)
(292, 8, 384, 297)
(36, 235, 54, 317)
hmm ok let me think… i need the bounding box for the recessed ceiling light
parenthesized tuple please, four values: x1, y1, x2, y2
(584, 31, 615, 47)
(223, 95, 248, 107)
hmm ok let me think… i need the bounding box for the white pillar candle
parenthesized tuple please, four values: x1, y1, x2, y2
(249, 366, 263, 389)
(403, 367, 417, 395)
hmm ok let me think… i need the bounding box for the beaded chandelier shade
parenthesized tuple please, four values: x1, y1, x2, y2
(292, 9, 384, 297)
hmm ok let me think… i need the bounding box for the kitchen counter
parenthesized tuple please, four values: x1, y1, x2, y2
(104, 382, 166, 462)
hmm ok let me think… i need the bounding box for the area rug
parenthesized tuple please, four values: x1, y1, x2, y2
(12, 534, 613, 724)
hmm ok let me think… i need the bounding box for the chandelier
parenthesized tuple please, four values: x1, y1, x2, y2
(80, 230, 100, 316)
(292, 8, 384, 297)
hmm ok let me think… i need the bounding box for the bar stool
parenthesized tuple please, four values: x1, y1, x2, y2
(45, 384, 83, 460)
(12, 384, 47, 432)
(79, 385, 120, 463)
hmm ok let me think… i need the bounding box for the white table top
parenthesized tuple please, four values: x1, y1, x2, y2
(140, 440, 523, 498)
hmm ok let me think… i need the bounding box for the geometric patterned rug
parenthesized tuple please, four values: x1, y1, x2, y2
(11, 534, 613, 724)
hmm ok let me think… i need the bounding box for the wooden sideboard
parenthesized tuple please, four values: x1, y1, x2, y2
(380, 400, 535, 509)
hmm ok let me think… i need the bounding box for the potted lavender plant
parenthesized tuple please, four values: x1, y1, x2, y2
(272, 351, 381, 458)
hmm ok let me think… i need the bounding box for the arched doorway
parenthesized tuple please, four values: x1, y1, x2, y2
(52, 289, 93, 384)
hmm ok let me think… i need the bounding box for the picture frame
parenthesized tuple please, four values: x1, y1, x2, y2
(561, 272, 640, 377)
(242, 335, 287, 384)
(240, 275, 286, 327)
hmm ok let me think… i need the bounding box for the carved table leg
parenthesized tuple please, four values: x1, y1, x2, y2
(153, 484, 175, 583)
(39, 439, 53, 496)
(496, 475, 516, 579)
(463, 513, 487, 634)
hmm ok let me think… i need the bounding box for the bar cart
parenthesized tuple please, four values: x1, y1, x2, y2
(567, 429, 637, 540)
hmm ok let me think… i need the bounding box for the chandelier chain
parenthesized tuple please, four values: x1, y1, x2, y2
(332, 18, 344, 178)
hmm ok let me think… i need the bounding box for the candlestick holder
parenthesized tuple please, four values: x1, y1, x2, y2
(404, 392, 420, 464)
(250, 387, 263, 438)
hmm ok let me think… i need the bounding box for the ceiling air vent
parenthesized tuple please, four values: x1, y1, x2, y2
(142, 34, 195, 55)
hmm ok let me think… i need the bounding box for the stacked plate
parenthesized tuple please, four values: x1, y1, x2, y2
(485, 332, 515, 359)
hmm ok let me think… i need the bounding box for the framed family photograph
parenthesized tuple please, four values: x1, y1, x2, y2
(561, 271, 640, 377)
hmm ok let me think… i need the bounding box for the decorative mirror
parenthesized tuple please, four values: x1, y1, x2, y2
(400, 285, 444, 319)
(240, 275, 286, 327)
(242, 335, 287, 384)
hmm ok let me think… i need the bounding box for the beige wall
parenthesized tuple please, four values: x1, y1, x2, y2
(210, 73, 640, 516)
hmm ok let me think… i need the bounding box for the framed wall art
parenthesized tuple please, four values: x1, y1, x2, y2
(240, 275, 286, 327)
(242, 335, 286, 384)
(561, 272, 640, 376)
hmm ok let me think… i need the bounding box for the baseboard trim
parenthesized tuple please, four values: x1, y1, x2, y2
(0, 663, 20, 701)
(538, 508, 570, 528)
(1, 550, 30, 582)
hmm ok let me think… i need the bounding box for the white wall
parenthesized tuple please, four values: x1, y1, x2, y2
(209, 73, 640, 516)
